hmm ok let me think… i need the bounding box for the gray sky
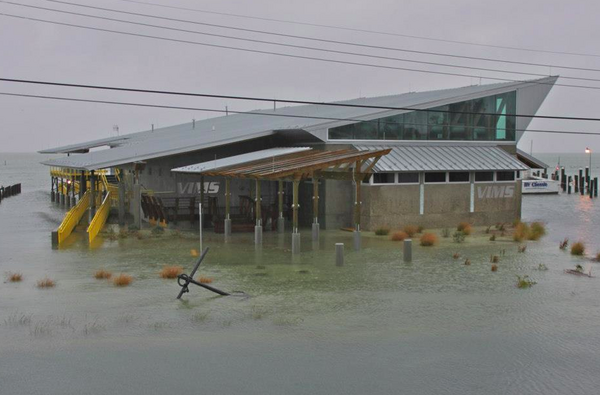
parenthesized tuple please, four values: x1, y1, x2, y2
(1, 0, 599, 153)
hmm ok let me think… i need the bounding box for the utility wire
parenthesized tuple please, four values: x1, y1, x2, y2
(4, 1, 599, 83)
(35, 0, 600, 73)
(1, 91, 599, 136)
(3, 77, 600, 122)
(1, 12, 597, 92)
(114, 0, 600, 59)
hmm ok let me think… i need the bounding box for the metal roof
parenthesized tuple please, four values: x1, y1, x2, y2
(40, 77, 557, 170)
(355, 144, 529, 172)
(516, 149, 548, 169)
(172, 147, 312, 173)
(172, 148, 391, 180)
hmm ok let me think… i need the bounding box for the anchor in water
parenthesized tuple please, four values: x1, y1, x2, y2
(176, 247, 231, 299)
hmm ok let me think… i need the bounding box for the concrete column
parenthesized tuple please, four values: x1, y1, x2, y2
(255, 223, 263, 246)
(277, 217, 285, 234)
(312, 222, 320, 242)
(51, 177, 55, 202)
(224, 218, 232, 240)
(291, 179, 300, 254)
(312, 178, 319, 242)
(335, 243, 344, 266)
(404, 239, 412, 262)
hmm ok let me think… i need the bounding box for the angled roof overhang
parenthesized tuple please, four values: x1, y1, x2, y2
(516, 149, 548, 169)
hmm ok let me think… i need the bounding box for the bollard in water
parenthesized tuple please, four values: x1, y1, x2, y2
(277, 217, 285, 233)
(312, 222, 320, 242)
(574, 175, 579, 193)
(561, 167, 566, 192)
(568, 176, 572, 194)
(403, 239, 412, 262)
(353, 230, 361, 251)
(335, 243, 344, 266)
(224, 218, 232, 239)
(254, 224, 263, 246)
(292, 232, 301, 254)
(595, 177, 598, 197)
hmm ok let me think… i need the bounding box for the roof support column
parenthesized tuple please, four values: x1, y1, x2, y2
(277, 180, 284, 233)
(224, 177, 231, 239)
(254, 179, 262, 247)
(353, 161, 362, 251)
(312, 177, 319, 243)
(51, 176, 56, 203)
(79, 170, 86, 198)
(118, 168, 126, 226)
(89, 171, 96, 221)
(291, 179, 300, 254)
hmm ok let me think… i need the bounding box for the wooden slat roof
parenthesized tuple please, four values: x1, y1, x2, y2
(176, 148, 390, 180)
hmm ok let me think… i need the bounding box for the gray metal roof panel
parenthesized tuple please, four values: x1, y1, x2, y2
(40, 77, 556, 170)
(516, 149, 549, 169)
(356, 144, 529, 172)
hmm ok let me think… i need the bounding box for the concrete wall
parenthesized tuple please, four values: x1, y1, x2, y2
(322, 179, 354, 230)
(361, 181, 521, 230)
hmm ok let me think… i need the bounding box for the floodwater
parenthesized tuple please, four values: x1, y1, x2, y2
(1, 152, 600, 395)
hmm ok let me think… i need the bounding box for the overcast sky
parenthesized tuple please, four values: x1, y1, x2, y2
(1, 0, 599, 153)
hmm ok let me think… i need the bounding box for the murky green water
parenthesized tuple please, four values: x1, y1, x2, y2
(1, 153, 600, 395)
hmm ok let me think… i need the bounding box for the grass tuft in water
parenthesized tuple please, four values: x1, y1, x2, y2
(464, 258, 471, 266)
(457, 222, 472, 235)
(453, 231, 466, 243)
(518, 245, 527, 253)
(513, 222, 530, 242)
(5, 311, 32, 327)
(374, 226, 390, 236)
(441, 228, 450, 238)
(559, 238, 569, 250)
(516, 275, 536, 288)
(490, 255, 499, 263)
(160, 265, 183, 279)
(528, 222, 546, 240)
(491, 264, 498, 272)
(403, 225, 419, 237)
(113, 273, 133, 287)
(452, 252, 461, 259)
(198, 276, 213, 284)
(6, 272, 23, 282)
(191, 312, 209, 323)
(536, 263, 549, 271)
(94, 270, 112, 280)
(489, 234, 496, 241)
(571, 241, 585, 256)
(420, 232, 438, 246)
(36, 277, 55, 288)
(391, 231, 408, 241)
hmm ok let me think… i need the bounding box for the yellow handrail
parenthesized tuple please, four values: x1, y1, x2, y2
(56, 191, 90, 245)
(87, 192, 111, 243)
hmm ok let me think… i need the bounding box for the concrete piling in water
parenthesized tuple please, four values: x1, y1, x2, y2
(292, 232, 301, 254)
(277, 216, 284, 233)
(568, 176, 572, 194)
(335, 243, 344, 266)
(224, 218, 232, 240)
(561, 167, 566, 192)
(574, 175, 579, 193)
(585, 167, 590, 192)
(590, 178, 594, 198)
(312, 222, 319, 242)
(579, 169, 584, 195)
(254, 223, 263, 246)
(595, 177, 598, 197)
(353, 230, 361, 251)
(404, 239, 412, 262)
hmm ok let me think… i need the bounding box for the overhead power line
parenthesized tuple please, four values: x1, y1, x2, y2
(2, 77, 600, 123)
(34, 0, 600, 73)
(114, 0, 600, 59)
(2, 90, 599, 137)
(2, 12, 597, 92)
(4, 1, 599, 83)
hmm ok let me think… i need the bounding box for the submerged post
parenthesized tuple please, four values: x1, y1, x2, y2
(404, 239, 413, 262)
(335, 243, 344, 266)
(585, 166, 590, 192)
(574, 175, 579, 193)
(568, 176, 572, 194)
(312, 178, 319, 242)
(224, 177, 231, 239)
(579, 168, 584, 195)
(50, 176, 55, 202)
(291, 179, 301, 254)
(118, 168, 126, 226)
(595, 177, 598, 197)
(561, 167, 566, 192)
(277, 180, 284, 233)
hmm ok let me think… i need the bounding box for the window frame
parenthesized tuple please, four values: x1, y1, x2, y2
(474, 171, 494, 183)
(372, 172, 397, 185)
(424, 171, 448, 184)
(495, 171, 516, 182)
(448, 171, 471, 183)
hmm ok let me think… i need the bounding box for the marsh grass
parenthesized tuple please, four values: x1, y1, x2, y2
(491, 264, 498, 272)
(559, 238, 569, 250)
(489, 234, 496, 241)
(82, 320, 105, 335)
(198, 276, 213, 284)
(403, 225, 419, 237)
(191, 312, 209, 323)
(536, 263, 549, 271)
(36, 277, 55, 288)
(251, 306, 270, 320)
(374, 226, 390, 236)
(159, 265, 183, 279)
(441, 228, 450, 238)
(452, 253, 461, 259)
(457, 222, 472, 235)
(113, 273, 133, 287)
(30, 321, 52, 337)
(94, 270, 112, 280)
(516, 275, 536, 288)
(596, 252, 600, 262)
(391, 231, 409, 241)
(6, 272, 22, 282)
(571, 242, 585, 256)
(419, 232, 438, 246)
(464, 259, 471, 266)
(528, 222, 546, 240)
(518, 245, 527, 253)
(453, 231, 466, 243)
(490, 255, 499, 263)
(513, 222, 530, 242)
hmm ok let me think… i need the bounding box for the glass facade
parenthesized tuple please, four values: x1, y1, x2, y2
(328, 91, 516, 141)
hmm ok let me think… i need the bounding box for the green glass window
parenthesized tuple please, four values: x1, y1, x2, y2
(327, 91, 516, 142)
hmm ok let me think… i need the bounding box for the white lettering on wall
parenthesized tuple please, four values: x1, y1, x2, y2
(477, 185, 514, 199)
(177, 182, 220, 195)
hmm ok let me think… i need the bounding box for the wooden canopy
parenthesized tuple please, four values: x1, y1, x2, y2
(194, 148, 391, 181)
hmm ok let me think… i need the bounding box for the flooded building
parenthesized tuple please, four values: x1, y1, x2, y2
(41, 77, 556, 245)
